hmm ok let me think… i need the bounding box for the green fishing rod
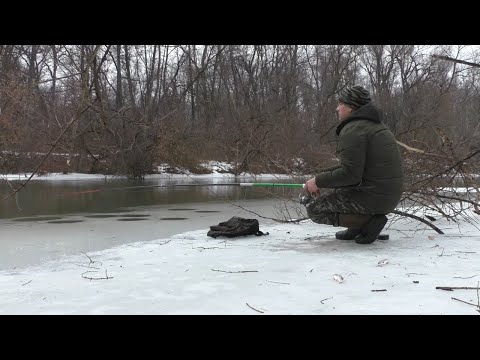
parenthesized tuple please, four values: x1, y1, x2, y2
(65, 182, 306, 196)
(237, 183, 304, 188)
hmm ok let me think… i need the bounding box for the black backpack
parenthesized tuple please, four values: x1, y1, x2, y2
(207, 216, 269, 238)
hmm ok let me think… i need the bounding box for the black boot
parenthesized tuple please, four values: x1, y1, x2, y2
(354, 215, 388, 244)
(335, 228, 361, 240)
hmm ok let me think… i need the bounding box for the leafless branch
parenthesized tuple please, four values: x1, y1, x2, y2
(80, 251, 102, 267)
(2, 45, 102, 200)
(228, 202, 301, 223)
(157, 240, 172, 245)
(432, 54, 480, 68)
(453, 275, 477, 279)
(392, 210, 445, 234)
(246, 302, 264, 313)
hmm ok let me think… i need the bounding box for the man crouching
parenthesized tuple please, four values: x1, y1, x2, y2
(304, 85, 404, 244)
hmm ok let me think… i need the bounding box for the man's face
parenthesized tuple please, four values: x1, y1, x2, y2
(336, 102, 354, 121)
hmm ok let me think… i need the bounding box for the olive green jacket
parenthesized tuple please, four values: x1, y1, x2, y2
(315, 102, 404, 214)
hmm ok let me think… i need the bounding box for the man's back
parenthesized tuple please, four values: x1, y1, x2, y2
(316, 102, 404, 214)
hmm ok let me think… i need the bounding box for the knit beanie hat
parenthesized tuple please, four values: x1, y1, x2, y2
(338, 86, 371, 109)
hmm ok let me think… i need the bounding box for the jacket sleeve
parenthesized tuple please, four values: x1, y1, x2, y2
(318, 164, 342, 173)
(315, 125, 367, 188)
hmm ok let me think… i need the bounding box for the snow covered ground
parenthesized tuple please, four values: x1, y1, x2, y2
(1, 207, 479, 315)
(1, 167, 480, 314)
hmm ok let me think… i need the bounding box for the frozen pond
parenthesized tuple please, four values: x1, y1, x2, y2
(0, 176, 306, 270)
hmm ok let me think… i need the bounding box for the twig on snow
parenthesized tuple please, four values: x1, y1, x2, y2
(246, 302, 264, 313)
(81, 270, 113, 280)
(451, 297, 479, 308)
(477, 281, 480, 309)
(193, 246, 219, 250)
(211, 269, 258, 273)
(81, 251, 102, 267)
(436, 286, 480, 291)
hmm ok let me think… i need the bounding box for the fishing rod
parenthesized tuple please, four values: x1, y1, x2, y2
(64, 182, 306, 196)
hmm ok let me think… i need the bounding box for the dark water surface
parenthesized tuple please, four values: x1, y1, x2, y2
(0, 176, 299, 219)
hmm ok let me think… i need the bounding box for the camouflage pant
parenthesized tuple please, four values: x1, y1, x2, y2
(306, 189, 371, 227)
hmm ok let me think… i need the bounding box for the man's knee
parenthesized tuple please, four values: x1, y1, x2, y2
(338, 214, 373, 228)
(308, 212, 372, 228)
(308, 211, 338, 226)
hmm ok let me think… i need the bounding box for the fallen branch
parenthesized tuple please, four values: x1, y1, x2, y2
(392, 209, 445, 234)
(406, 273, 428, 276)
(193, 246, 220, 250)
(451, 297, 479, 307)
(81, 270, 113, 280)
(371, 289, 387, 292)
(477, 281, 479, 309)
(436, 286, 480, 291)
(75, 264, 101, 270)
(21, 280, 32, 286)
(246, 302, 264, 313)
(266, 280, 290, 285)
(437, 248, 454, 257)
(211, 269, 258, 273)
(320, 297, 333, 304)
(81, 251, 102, 267)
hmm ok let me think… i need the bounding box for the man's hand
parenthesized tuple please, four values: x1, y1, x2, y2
(304, 177, 320, 196)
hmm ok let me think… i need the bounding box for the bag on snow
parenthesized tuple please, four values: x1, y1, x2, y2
(207, 216, 269, 238)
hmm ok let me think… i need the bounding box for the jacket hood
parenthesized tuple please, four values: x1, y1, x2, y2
(336, 102, 382, 136)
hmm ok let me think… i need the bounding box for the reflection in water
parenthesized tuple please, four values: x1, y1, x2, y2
(47, 220, 85, 224)
(14, 216, 63, 222)
(117, 218, 149, 221)
(119, 214, 151, 217)
(1, 176, 301, 219)
(84, 214, 119, 218)
(168, 208, 197, 211)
